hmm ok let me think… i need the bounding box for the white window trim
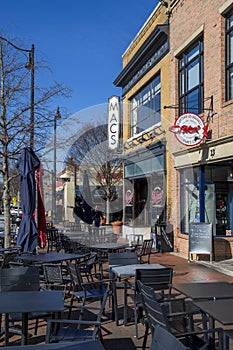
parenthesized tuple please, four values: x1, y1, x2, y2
(219, 0, 233, 15)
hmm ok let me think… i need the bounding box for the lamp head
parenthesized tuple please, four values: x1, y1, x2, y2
(25, 52, 32, 70)
(55, 107, 61, 120)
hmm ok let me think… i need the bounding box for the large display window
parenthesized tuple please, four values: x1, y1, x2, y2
(180, 164, 233, 236)
(124, 145, 166, 228)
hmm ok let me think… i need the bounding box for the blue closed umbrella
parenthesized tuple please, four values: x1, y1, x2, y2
(16, 147, 40, 252)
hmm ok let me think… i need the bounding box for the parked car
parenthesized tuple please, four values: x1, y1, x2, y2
(10, 206, 23, 216)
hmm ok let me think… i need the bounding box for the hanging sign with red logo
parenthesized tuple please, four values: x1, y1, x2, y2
(169, 112, 208, 146)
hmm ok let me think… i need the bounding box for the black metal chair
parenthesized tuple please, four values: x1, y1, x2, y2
(138, 281, 223, 350)
(108, 251, 138, 287)
(137, 239, 153, 263)
(108, 251, 138, 267)
(0, 266, 52, 342)
(45, 283, 111, 344)
(46, 228, 62, 252)
(0, 246, 22, 268)
(150, 325, 191, 350)
(66, 260, 112, 319)
(124, 267, 175, 338)
(42, 263, 71, 300)
(78, 252, 102, 279)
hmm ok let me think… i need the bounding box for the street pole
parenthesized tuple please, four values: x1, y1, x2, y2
(28, 44, 35, 149)
(52, 107, 61, 224)
(0, 37, 35, 148)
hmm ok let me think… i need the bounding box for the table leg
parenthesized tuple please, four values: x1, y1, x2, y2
(4, 313, 9, 346)
(123, 280, 127, 326)
(111, 274, 119, 325)
(21, 312, 28, 345)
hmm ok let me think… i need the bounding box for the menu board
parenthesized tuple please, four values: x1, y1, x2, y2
(188, 222, 213, 262)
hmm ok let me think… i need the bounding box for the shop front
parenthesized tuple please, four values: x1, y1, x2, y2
(123, 142, 166, 239)
(174, 136, 233, 259)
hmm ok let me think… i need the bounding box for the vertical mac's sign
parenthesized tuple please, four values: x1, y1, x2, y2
(108, 96, 120, 150)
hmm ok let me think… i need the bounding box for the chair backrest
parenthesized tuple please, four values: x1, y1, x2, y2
(135, 267, 173, 295)
(138, 239, 153, 263)
(108, 251, 138, 266)
(137, 279, 156, 299)
(0, 266, 40, 291)
(126, 234, 144, 247)
(150, 325, 190, 350)
(139, 288, 171, 334)
(43, 263, 63, 284)
(66, 261, 83, 292)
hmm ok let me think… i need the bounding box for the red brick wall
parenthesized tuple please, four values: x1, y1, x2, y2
(169, 0, 233, 259)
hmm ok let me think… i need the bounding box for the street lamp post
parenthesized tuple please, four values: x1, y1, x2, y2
(52, 107, 61, 224)
(0, 36, 35, 148)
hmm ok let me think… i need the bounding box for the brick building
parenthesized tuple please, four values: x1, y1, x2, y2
(168, 0, 233, 259)
(115, 0, 233, 260)
(114, 3, 172, 244)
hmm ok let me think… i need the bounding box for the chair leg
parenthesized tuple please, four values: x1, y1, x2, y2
(123, 281, 128, 326)
(134, 303, 139, 339)
(34, 318, 39, 335)
(142, 324, 149, 350)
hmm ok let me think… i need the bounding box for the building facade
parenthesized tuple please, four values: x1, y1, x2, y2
(169, 0, 233, 259)
(115, 0, 233, 259)
(114, 3, 172, 243)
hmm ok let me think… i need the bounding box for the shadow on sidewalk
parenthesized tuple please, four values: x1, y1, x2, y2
(103, 338, 137, 350)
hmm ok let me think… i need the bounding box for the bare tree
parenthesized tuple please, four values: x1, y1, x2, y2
(0, 37, 69, 247)
(68, 121, 123, 224)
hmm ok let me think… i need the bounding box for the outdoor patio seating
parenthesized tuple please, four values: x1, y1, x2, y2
(42, 263, 71, 298)
(46, 228, 62, 252)
(108, 251, 138, 287)
(45, 283, 111, 344)
(66, 260, 112, 319)
(78, 252, 102, 279)
(0, 246, 22, 268)
(0, 265, 53, 342)
(150, 324, 192, 350)
(138, 281, 223, 350)
(123, 267, 174, 338)
(137, 239, 153, 264)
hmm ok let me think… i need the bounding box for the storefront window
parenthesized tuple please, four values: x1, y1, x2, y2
(124, 146, 165, 227)
(181, 165, 233, 236)
(130, 74, 161, 137)
(180, 167, 200, 233)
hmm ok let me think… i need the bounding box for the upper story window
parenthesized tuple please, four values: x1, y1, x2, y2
(226, 9, 233, 101)
(130, 74, 161, 137)
(178, 39, 204, 114)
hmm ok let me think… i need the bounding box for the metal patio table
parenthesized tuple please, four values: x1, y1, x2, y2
(193, 298, 233, 326)
(110, 263, 165, 277)
(15, 251, 85, 264)
(0, 290, 64, 345)
(88, 242, 128, 253)
(193, 298, 233, 349)
(171, 282, 233, 300)
(0, 340, 105, 350)
(110, 263, 165, 325)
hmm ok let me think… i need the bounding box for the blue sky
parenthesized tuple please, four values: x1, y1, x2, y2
(0, 1, 159, 116)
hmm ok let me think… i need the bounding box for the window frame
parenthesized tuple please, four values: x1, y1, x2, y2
(225, 8, 233, 102)
(130, 73, 161, 138)
(178, 38, 204, 115)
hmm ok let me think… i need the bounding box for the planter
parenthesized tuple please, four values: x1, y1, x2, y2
(111, 221, 123, 234)
(100, 217, 106, 226)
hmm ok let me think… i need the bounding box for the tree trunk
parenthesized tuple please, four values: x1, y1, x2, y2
(3, 174, 11, 248)
(106, 198, 110, 225)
